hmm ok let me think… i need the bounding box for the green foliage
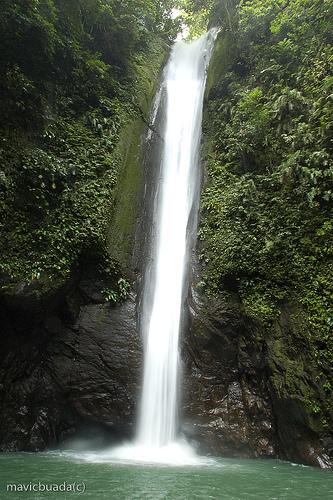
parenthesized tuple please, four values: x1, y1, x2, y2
(0, 0, 179, 288)
(175, 0, 237, 38)
(200, 0, 333, 417)
(175, 0, 213, 38)
(103, 278, 131, 303)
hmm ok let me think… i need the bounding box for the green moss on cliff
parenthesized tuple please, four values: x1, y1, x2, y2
(107, 40, 167, 267)
(200, 0, 333, 432)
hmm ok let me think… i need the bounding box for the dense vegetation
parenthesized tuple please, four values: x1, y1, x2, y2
(199, 0, 333, 422)
(0, 0, 179, 295)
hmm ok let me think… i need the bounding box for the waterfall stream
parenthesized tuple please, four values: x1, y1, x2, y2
(109, 30, 216, 464)
(137, 31, 216, 450)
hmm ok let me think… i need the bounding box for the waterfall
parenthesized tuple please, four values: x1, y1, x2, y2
(108, 30, 216, 465)
(136, 31, 216, 453)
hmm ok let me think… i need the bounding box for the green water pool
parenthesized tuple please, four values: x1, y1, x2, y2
(0, 452, 332, 500)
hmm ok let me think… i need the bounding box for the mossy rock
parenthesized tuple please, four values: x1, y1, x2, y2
(107, 39, 168, 269)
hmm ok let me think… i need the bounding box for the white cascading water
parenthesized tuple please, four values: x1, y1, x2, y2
(81, 30, 217, 465)
(132, 30, 217, 463)
(137, 31, 216, 450)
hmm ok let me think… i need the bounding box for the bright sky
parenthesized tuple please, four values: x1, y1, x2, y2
(171, 8, 189, 40)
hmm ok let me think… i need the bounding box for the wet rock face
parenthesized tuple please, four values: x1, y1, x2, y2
(182, 292, 277, 459)
(182, 290, 333, 468)
(0, 276, 142, 451)
(266, 307, 333, 469)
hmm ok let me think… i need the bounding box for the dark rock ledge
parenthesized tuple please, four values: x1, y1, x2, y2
(0, 273, 141, 451)
(182, 289, 333, 468)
